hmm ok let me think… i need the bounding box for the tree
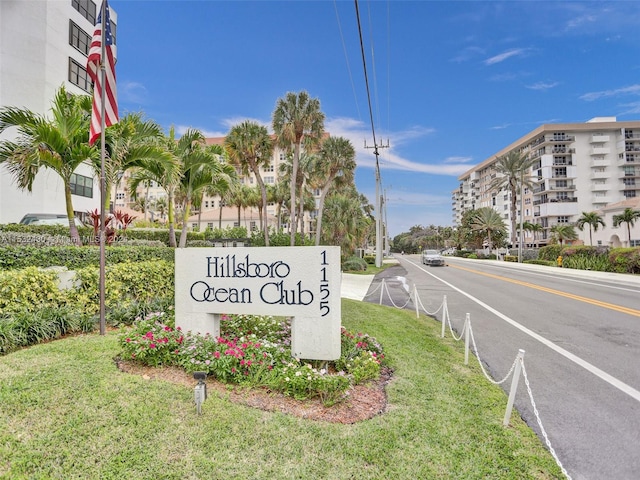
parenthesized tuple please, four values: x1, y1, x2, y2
(550, 224, 578, 246)
(612, 207, 640, 246)
(521, 220, 543, 248)
(576, 211, 606, 246)
(0, 85, 96, 245)
(172, 132, 233, 248)
(224, 121, 274, 246)
(489, 150, 536, 247)
(105, 113, 173, 213)
(311, 136, 356, 246)
(470, 207, 506, 251)
(272, 90, 325, 246)
(321, 188, 370, 259)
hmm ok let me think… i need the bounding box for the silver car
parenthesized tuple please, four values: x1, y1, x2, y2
(422, 249, 445, 266)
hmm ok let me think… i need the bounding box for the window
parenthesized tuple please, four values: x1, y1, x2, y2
(72, 0, 96, 25)
(69, 21, 91, 56)
(250, 221, 257, 231)
(557, 216, 570, 224)
(553, 167, 567, 177)
(624, 190, 637, 198)
(525, 198, 531, 205)
(69, 58, 91, 92)
(234, 221, 240, 227)
(264, 176, 275, 184)
(70, 173, 93, 198)
(207, 223, 214, 229)
(623, 178, 636, 186)
(556, 180, 567, 188)
(115, 192, 125, 200)
(263, 163, 274, 173)
(631, 240, 640, 247)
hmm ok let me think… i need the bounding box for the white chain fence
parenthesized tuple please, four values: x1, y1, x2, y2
(362, 276, 572, 480)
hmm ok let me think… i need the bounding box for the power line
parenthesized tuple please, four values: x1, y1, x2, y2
(333, 0, 362, 122)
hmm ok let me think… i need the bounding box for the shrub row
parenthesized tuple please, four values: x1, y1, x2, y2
(0, 261, 175, 316)
(539, 245, 640, 274)
(0, 245, 174, 270)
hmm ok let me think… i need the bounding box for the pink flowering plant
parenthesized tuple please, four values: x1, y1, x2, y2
(119, 312, 385, 405)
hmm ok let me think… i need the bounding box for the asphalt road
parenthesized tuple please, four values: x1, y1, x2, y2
(365, 255, 640, 480)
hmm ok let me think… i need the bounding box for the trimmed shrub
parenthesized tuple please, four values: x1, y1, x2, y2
(524, 259, 556, 267)
(0, 245, 174, 270)
(539, 245, 563, 262)
(0, 267, 67, 314)
(608, 247, 640, 274)
(363, 255, 376, 264)
(504, 255, 517, 262)
(342, 256, 367, 272)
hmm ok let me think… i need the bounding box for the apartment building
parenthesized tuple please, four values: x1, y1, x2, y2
(0, 0, 114, 224)
(452, 117, 640, 246)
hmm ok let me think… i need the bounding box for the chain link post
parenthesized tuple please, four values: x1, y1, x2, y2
(464, 313, 470, 365)
(414, 285, 419, 318)
(441, 295, 447, 338)
(503, 349, 525, 426)
(379, 278, 385, 305)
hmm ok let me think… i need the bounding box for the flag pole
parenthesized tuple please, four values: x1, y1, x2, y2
(98, 0, 107, 336)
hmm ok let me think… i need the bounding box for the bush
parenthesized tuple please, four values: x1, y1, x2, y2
(342, 256, 367, 272)
(560, 245, 610, 272)
(504, 255, 517, 262)
(524, 259, 556, 267)
(0, 267, 67, 314)
(608, 247, 640, 274)
(467, 253, 478, 259)
(75, 260, 174, 314)
(539, 245, 563, 262)
(363, 255, 376, 264)
(0, 245, 174, 270)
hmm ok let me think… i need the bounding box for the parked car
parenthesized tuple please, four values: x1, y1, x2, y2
(19, 213, 82, 226)
(422, 249, 445, 266)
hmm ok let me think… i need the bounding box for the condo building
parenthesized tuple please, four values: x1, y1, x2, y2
(0, 0, 115, 224)
(452, 117, 640, 247)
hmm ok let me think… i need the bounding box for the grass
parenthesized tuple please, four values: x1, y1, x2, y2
(0, 299, 563, 479)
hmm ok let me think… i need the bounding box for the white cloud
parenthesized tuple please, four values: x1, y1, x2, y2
(526, 81, 559, 91)
(119, 81, 148, 104)
(484, 48, 528, 65)
(580, 84, 640, 101)
(324, 118, 469, 177)
(174, 125, 227, 138)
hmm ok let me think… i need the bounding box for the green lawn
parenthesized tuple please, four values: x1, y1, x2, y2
(0, 299, 563, 479)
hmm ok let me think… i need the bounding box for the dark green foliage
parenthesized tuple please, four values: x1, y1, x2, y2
(524, 259, 556, 267)
(0, 245, 174, 270)
(560, 245, 610, 271)
(342, 256, 367, 271)
(608, 247, 640, 274)
(363, 255, 376, 264)
(538, 245, 564, 261)
(0, 306, 94, 354)
(251, 230, 313, 246)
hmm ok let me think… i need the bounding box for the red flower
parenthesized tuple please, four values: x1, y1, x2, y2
(164, 326, 172, 331)
(214, 351, 220, 359)
(149, 343, 156, 349)
(145, 331, 154, 339)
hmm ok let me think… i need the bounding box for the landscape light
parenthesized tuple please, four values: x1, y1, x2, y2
(193, 371, 207, 415)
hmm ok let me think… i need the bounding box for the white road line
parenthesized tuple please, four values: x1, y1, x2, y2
(404, 258, 640, 403)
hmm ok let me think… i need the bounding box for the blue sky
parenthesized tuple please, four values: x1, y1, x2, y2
(111, 0, 640, 237)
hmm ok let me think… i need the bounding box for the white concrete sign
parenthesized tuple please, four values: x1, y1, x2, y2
(175, 246, 341, 360)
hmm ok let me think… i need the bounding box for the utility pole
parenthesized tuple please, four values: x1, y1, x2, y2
(365, 139, 389, 268)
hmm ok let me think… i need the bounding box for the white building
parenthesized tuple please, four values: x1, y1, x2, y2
(453, 117, 640, 246)
(0, 0, 114, 223)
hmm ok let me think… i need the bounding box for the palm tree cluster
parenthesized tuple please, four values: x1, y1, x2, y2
(0, 86, 369, 254)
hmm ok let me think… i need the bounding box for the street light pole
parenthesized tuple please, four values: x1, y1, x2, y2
(518, 169, 524, 263)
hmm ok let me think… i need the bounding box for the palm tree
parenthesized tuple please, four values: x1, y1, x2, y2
(173, 133, 233, 248)
(612, 207, 640, 246)
(470, 207, 506, 252)
(310, 136, 356, 246)
(489, 150, 536, 248)
(321, 189, 370, 259)
(103, 113, 168, 208)
(521, 220, 543, 248)
(272, 90, 325, 245)
(0, 85, 96, 245)
(550, 224, 578, 246)
(153, 197, 168, 222)
(224, 121, 274, 246)
(576, 211, 605, 246)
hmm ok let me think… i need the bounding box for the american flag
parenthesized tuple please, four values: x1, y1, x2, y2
(87, 0, 118, 145)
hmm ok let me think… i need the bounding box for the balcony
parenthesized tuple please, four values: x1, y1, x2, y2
(592, 196, 612, 204)
(591, 147, 610, 155)
(533, 197, 577, 206)
(591, 158, 610, 167)
(591, 135, 610, 143)
(619, 155, 640, 166)
(624, 132, 640, 139)
(591, 170, 611, 179)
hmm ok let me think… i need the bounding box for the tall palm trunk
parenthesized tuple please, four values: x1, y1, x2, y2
(168, 191, 177, 248)
(315, 184, 330, 246)
(179, 199, 191, 248)
(65, 183, 82, 245)
(256, 176, 269, 246)
(290, 143, 300, 246)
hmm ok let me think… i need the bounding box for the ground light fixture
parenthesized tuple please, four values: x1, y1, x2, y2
(193, 371, 207, 415)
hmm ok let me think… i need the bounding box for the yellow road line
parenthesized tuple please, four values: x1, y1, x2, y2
(449, 264, 640, 317)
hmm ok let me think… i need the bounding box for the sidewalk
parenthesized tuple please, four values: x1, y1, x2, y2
(341, 258, 400, 301)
